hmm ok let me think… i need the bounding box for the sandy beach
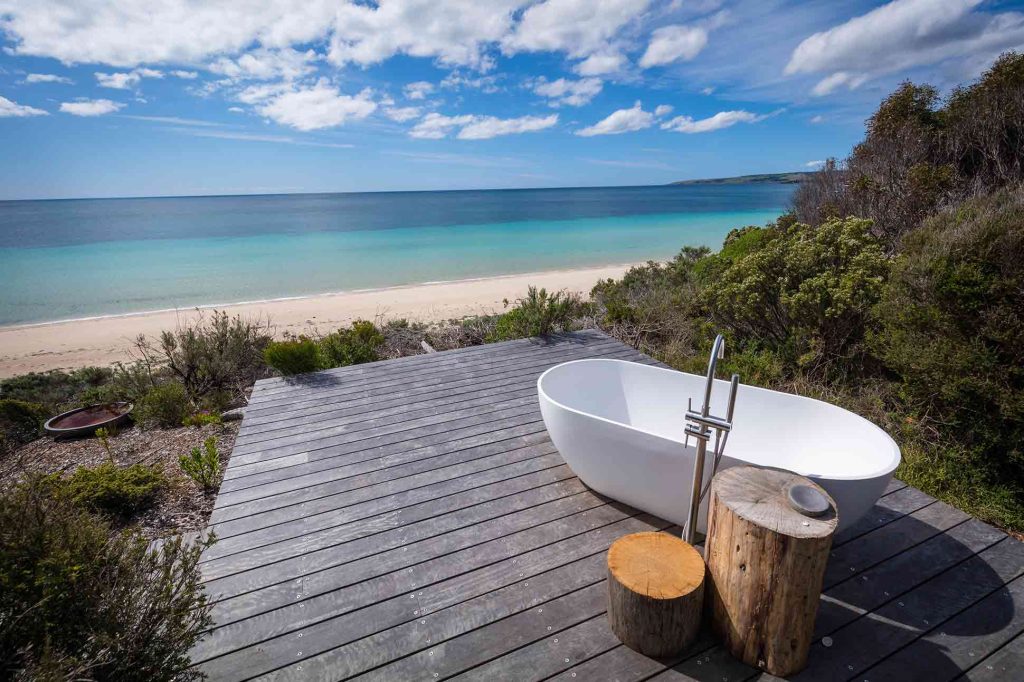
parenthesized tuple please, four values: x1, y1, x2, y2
(0, 263, 635, 378)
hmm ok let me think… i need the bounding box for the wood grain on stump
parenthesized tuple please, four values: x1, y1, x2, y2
(705, 466, 837, 677)
(606, 531, 705, 657)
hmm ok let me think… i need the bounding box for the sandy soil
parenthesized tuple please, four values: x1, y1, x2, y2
(0, 263, 635, 378)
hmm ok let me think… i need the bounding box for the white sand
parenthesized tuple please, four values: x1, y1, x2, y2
(0, 263, 635, 378)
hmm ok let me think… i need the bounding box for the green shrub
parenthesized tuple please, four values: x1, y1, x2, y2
(182, 411, 222, 427)
(179, 436, 222, 491)
(705, 216, 889, 375)
(874, 187, 1024, 490)
(0, 367, 114, 414)
(489, 287, 582, 341)
(263, 337, 321, 375)
(132, 310, 272, 404)
(52, 463, 165, 516)
(319, 320, 385, 367)
(0, 399, 47, 447)
(0, 477, 212, 680)
(135, 381, 191, 428)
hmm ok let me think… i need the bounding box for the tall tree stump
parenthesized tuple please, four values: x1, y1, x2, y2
(606, 531, 704, 657)
(705, 466, 837, 676)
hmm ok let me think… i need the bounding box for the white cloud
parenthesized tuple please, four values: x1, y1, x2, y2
(172, 128, 355, 148)
(208, 47, 315, 81)
(329, 0, 525, 69)
(639, 24, 708, 67)
(661, 109, 765, 133)
(0, 95, 48, 117)
(24, 73, 72, 84)
(228, 106, 244, 113)
(805, 160, 824, 168)
(384, 106, 421, 122)
(404, 81, 435, 100)
(654, 104, 673, 116)
(123, 114, 222, 127)
(409, 111, 557, 139)
(504, 0, 650, 58)
(255, 80, 376, 131)
(95, 68, 163, 90)
(810, 114, 825, 124)
(810, 71, 868, 97)
(171, 70, 198, 79)
(532, 77, 602, 107)
(573, 51, 628, 76)
(575, 101, 655, 137)
(786, 0, 1024, 94)
(440, 72, 501, 93)
(701, 86, 714, 95)
(59, 98, 124, 116)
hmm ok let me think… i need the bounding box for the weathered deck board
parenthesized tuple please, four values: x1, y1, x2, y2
(193, 329, 1024, 681)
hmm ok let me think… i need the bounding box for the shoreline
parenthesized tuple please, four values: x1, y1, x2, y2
(0, 262, 638, 378)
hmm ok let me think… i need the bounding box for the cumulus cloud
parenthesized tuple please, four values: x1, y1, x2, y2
(440, 72, 502, 93)
(404, 81, 435, 100)
(384, 106, 421, 122)
(0, 95, 48, 117)
(573, 51, 628, 76)
(504, 0, 650, 59)
(171, 70, 198, 79)
(654, 104, 673, 116)
(95, 68, 163, 89)
(208, 47, 315, 81)
(575, 101, 655, 137)
(329, 0, 524, 69)
(661, 110, 765, 133)
(59, 99, 124, 116)
(532, 77, 602, 107)
(786, 0, 1024, 94)
(639, 24, 707, 67)
(255, 80, 376, 131)
(24, 73, 72, 84)
(810, 115, 825, 124)
(805, 160, 824, 168)
(409, 112, 557, 140)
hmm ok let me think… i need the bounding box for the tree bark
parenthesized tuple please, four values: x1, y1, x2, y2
(606, 531, 704, 657)
(705, 466, 837, 677)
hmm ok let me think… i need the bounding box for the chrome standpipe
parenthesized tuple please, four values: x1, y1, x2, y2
(682, 334, 740, 545)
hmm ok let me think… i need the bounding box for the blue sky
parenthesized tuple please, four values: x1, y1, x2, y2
(1, 0, 1023, 200)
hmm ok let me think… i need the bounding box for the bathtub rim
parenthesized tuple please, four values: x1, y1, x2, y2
(537, 357, 901, 482)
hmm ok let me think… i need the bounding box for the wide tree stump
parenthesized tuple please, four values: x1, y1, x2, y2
(705, 466, 837, 677)
(606, 531, 704, 657)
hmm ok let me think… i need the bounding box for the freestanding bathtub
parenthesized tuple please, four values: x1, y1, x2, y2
(538, 359, 901, 532)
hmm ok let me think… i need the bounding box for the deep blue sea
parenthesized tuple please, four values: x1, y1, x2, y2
(0, 184, 794, 326)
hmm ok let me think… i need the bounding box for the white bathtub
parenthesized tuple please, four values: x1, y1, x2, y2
(537, 359, 900, 533)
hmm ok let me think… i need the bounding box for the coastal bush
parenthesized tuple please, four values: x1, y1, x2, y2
(0, 399, 47, 447)
(182, 411, 222, 427)
(50, 462, 166, 516)
(133, 310, 272, 404)
(873, 188, 1024, 492)
(0, 366, 114, 415)
(382, 318, 429, 358)
(135, 381, 192, 428)
(0, 476, 212, 680)
(179, 436, 222, 491)
(263, 337, 320, 375)
(319, 320, 385, 367)
(704, 216, 889, 376)
(489, 287, 582, 341)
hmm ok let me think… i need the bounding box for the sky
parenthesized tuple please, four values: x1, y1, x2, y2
(1, 0, 1023, 200)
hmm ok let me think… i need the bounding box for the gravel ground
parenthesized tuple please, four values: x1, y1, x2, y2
(1, 420, 239, 540)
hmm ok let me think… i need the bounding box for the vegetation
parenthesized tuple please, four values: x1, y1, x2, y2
(0, 477, 212, 680)
(318, 320, 385, 367)
(48, 463, 166, 517)
(182, 411, 222, 428)
(0, 400, 47, 450)
(179, 436, 222, 491)
(135, 381, 192, 429)
(489, 287, 584, 341)
(263, 336, 321, 375)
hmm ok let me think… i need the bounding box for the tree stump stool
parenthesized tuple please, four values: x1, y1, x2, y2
(606, 531, 705, 657)
(705, 466, 837, 677)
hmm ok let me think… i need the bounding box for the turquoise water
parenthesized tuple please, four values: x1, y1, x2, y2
(0, 185, 792, 325)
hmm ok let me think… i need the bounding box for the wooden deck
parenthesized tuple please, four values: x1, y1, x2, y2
(192, 330, 1024, 681)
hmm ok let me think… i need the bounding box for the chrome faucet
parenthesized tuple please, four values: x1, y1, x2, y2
(682, 334, 739, 545)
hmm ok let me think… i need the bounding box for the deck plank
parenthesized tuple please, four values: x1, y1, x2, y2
(191, 330, 1024, 681)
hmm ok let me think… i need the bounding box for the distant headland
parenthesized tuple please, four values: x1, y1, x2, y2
(670, 172, 812, 186)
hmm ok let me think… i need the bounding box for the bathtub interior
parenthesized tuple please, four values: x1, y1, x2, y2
(540, 359, 899, 481)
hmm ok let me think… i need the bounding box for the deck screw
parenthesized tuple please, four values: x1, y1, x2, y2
(421, 620, 426, 624)
(553, 639, 558, 643)
(564, 658, 569, 663)
(822, 637, 833, 647)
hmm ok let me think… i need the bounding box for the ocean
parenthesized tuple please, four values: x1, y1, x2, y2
(0, 184, 794, 326)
